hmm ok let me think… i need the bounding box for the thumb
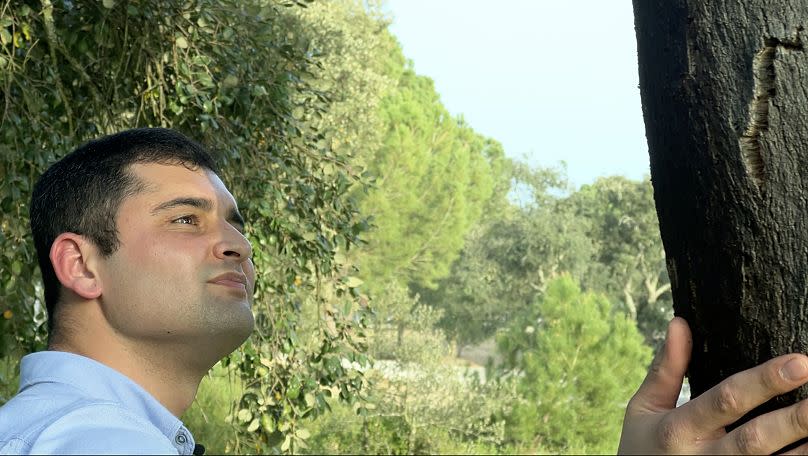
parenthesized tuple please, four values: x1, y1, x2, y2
(631, 317, 692, 413)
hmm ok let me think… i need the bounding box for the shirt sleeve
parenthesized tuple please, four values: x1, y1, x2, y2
(28, 403, 179, 455)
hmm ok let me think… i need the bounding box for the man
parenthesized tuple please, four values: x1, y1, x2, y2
(0, 129, 254, 454)
(0, 128, 807, 454)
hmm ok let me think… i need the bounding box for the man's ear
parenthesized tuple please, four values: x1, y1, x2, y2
(49, 233, 102, 300)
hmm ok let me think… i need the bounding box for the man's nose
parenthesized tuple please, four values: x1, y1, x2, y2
(213, 223, 253, 262)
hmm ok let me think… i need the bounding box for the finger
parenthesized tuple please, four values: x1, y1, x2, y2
(717, 399, 808, 455)
(629, 317, 692, 413)
(677, 354, 808, 435)
(782, 439, 808, 455)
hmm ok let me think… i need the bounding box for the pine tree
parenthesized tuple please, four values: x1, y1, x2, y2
(497, 276, 652, 453)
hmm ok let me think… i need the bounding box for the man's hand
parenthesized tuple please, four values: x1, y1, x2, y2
(619, 317, 808, 454)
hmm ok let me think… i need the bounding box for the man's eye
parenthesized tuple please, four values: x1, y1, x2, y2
(173, 215, 199, 225)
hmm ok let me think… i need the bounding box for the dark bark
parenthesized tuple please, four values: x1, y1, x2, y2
(633, 0, 808, 426)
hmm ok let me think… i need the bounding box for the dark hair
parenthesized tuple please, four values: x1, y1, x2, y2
(30, 128, 220, 334)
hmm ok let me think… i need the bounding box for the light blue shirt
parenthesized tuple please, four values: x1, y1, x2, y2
(0, 351, 197, 455)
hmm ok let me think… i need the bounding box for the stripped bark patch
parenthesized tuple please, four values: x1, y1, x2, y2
(739, 36, 803, 189)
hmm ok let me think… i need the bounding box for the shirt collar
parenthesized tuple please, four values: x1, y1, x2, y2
(19, 350, 196, 454)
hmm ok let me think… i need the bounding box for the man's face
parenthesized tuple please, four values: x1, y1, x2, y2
(94, 163, 255, 365)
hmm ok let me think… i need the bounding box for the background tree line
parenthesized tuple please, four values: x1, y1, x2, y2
(1, 0, 669, 453)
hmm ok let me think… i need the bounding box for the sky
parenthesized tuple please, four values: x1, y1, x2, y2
(384, 0, 650, 189)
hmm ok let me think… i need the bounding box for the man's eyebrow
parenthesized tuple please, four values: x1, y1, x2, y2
(150, 197, 247, 229)
(150, 197, 213, 215)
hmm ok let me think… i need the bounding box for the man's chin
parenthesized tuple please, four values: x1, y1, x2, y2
(216, 312, 255, 347)
(187, 311, 255, 365)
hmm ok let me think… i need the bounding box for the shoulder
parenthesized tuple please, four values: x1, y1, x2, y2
(29, 403, 178, 455)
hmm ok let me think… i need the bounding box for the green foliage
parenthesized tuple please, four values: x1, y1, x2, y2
(356, 62, 505, 292)
(278, 1, 503, 297)
(364, 279, 460, 367)
(365, 282, 449, 364)
(287, 0, 396, 160)
(424, 169, 670, 354)
(306, 282, 510, 455)
(0, 356, 18, 407)
(303, 375, 508, 455)
(496, 276, 652, 453)
(563, 176, 672, 346)
(181, 364, 243, 454)
(422, 164, 593, 349)
(0, 0, 371, 451)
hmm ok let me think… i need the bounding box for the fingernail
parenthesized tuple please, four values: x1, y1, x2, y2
(781, 358, 808, 381)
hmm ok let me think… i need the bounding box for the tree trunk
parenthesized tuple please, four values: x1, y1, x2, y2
(633, 0, 808, 424)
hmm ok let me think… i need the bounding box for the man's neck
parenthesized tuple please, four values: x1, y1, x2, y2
(49, 318, 206, 417)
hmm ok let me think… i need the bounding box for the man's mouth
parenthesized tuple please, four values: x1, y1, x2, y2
(209, 272, 248, 290)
